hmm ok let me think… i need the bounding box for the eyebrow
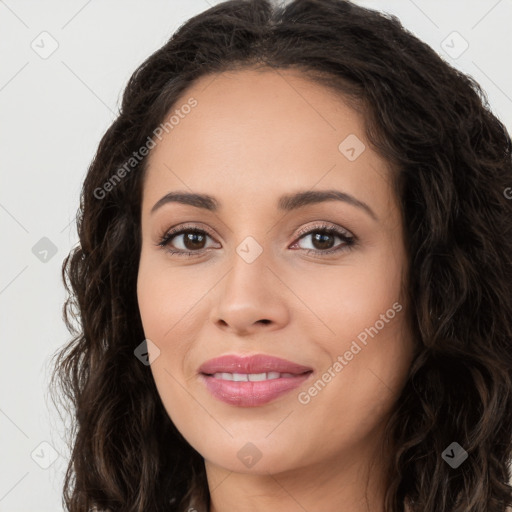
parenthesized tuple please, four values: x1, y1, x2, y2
(150, 189, 378, 221)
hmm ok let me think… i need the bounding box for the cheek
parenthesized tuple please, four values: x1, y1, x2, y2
(295, 247, 409, 416)
(136, 258, 200, 431)
(137, 252, 203, 340)
(288, 245, 404, 351)
(137, 252, 215, 393)
(331, 268, 402, 339)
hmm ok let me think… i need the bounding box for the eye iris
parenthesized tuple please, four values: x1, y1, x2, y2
(183, 231, 206, 250)
(312, 232, 335, 250)
(170, 228, 343, 252)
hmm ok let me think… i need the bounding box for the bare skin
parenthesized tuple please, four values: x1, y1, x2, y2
(137, 67, 416, 512)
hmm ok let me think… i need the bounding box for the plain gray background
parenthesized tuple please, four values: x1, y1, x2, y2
(1, 1, 511, 510)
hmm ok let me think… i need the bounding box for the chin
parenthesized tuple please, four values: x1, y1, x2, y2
(197, 434, 307, 475)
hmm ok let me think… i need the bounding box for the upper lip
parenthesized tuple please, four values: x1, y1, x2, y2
(199, 354, 313, 375)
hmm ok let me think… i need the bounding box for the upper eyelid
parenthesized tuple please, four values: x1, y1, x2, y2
(294, 222, 353, 239)
(162, 221, 354, 243)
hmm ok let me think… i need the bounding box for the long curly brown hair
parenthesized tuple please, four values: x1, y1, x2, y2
(50, 0, 512, 510)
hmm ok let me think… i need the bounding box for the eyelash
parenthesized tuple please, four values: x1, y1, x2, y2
(156, 222, 357, 258)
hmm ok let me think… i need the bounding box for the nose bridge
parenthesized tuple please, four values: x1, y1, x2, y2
(222, 203, 273, 272)
(225, 233, 271, 295)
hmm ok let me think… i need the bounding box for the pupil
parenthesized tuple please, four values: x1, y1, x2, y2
(313, 232, 334, 250)
(181, 231, 335, 251)
(185, 231, 205, 250)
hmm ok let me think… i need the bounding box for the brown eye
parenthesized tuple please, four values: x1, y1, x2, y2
(157, 223, 356, 258)
(158, 227, 219, 256)
(292, 224, 356, 257)
(309, 231, 336, 250)
(180, 230, 208, 250)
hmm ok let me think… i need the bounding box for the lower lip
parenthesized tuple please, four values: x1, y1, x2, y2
(200, 373, 313, 407)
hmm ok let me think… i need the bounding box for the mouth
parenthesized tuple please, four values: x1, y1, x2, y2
(198, 354, 314, 407)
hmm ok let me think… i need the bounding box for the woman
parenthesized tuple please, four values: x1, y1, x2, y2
(50, 0, 512, 511)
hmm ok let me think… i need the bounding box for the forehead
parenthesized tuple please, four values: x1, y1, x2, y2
(142, 68, 395, 218)
(164, 67, 367, 157)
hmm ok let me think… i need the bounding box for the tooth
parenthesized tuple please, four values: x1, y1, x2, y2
(211, 372, 294, 381)
(248, 373, 267, 382)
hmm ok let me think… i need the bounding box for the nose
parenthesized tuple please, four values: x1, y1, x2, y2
(209, 248, 289, 336)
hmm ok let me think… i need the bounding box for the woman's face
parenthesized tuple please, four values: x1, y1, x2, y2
(137, 68, 415, 477)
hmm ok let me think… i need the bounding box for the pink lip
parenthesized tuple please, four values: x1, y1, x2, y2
(199, 354, 313, 375)
(198, 354, 313, 407)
